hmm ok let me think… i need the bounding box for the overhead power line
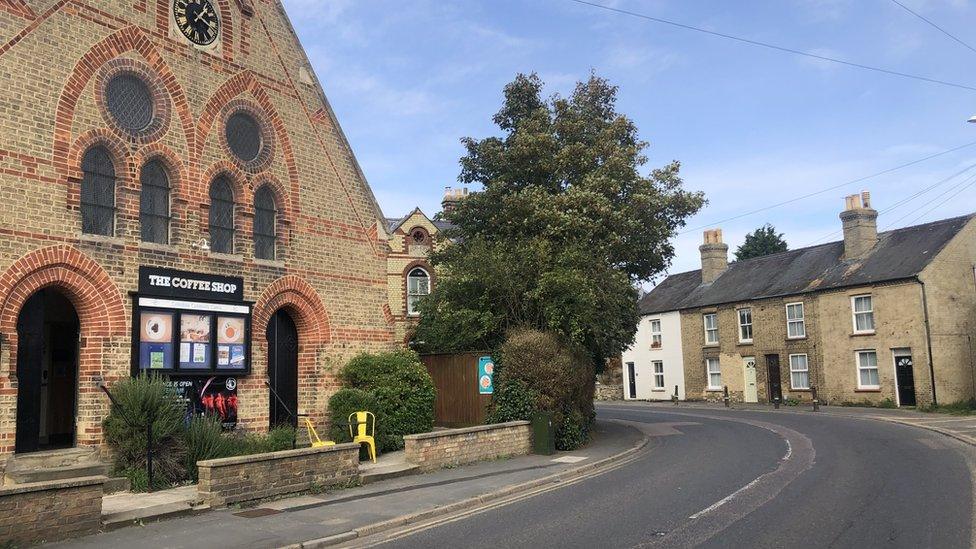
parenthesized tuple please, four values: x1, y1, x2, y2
(889, 0, 976, 56)
(904, 176, 976, 226)
(678, 140, 976, 235)
(882, 168, 976, 230)
(567, 0, 976, 92)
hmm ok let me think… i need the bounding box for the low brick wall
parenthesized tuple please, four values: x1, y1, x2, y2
(0, 476, 105, 545)
(197, 443, 360, 507)
(403, 421, 532, 472)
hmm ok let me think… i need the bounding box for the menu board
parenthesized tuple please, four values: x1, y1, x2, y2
(216, 316, 247, 370)
(139, 311, 175, 370)
(179, 314, 212, 370)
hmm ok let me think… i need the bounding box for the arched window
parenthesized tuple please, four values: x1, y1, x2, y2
(209, 177, 235, 254)
(139, 160, 170, 244)
(406, 267, 430, 316)
(80, 147, 116, 236)
(254, 186, 277, 260)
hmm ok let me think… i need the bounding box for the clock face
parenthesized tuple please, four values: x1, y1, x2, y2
(173, 0, 220, 46)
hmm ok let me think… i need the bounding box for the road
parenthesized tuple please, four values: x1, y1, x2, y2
(369, 405, 976, 548)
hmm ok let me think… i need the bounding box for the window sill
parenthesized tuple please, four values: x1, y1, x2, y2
(253, 258, 285, 268)
(789, 388, 811, 392)
(139, 241, 179, 253)
(851, 331, 876, 337)
(703, 343, 720, 348)
(706, 388, 724, 392)
(855, 388, 881, 393)
(786, 337, 808, 342)
(78, 233, 125, 247)
(208, 251, 244, 263)
(737, 341, 754, 346)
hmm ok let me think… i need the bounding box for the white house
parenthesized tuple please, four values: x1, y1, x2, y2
(621, 310, 685, 400)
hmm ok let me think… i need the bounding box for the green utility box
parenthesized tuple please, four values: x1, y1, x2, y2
(531, 412, 555, 455)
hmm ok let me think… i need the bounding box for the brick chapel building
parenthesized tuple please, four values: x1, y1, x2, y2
(0, 0, 396, 466)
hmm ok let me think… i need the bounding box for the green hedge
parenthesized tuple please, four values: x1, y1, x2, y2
(333, 350, 436, 452)
(488, 329, 595, 450)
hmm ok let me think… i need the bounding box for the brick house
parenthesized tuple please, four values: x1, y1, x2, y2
(0, 0, 396, 468)
(636, 192, 976, 407)
(383, 188, 464, 343)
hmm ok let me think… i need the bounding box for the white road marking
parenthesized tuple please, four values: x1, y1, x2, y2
(688, 438, 793, 520)
(551, 456, 588, 463)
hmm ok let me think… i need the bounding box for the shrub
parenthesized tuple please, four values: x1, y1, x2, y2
(182, 415, 226, 482)
(492, 329, 595, 451)
(338, 351, 436, 452)
(486, 378, 537, 423)
(103, 374, 188, 490)
(878, 398, 897, 409)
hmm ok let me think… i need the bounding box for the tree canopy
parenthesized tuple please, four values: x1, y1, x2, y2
(412, 73, 705, 364)
(734, 224, 788, 261)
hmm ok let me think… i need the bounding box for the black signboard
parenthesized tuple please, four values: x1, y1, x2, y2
(139, 266, 244, 303)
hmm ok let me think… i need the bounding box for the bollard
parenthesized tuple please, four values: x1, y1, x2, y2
(723, 385, 730, 408)
(672, 385, 679, 406)
(811, 386, 820, 412)
(773, 396, 781, 410)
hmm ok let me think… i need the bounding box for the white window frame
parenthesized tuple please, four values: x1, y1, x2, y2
(650, 319, 662, 349)
(703, 313, 719, 345)
(406, 267, 431, 316)
(706, 357, 722, 390)
(789, 353, 810, 390)
(856, 350, 880, 390)
(851, 294, 875, 334)
(786, 302, 806, 339)
(737, 308, 753, 343)
(652, 360, 665, 389)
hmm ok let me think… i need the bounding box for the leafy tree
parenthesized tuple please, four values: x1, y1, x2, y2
(734, 224, 788, 260)
(413, 73, 705, 364)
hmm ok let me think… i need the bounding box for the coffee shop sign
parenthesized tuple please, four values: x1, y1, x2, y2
(147, 274, 239, 295)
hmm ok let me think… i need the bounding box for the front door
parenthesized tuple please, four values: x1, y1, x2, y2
(743, 358, 758, 403)
(267, 309, 299, 428)
(765, 354, 783, 403)
(15, 289, 79, 453)
(895, 354, 917, 407)
(626, 362, 637, 399)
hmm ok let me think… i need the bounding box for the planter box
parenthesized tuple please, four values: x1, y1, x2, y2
(403, 421, 532, 472)
(197, 443, 360, 507)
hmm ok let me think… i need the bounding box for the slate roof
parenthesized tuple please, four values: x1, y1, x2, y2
(384, 208, 456, 234)
(639, 214, 974, 315)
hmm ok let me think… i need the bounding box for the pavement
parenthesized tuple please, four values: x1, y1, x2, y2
(371, 403, 976, 548)
(47, 419, 644, 549)
(601, 399, 976, 446)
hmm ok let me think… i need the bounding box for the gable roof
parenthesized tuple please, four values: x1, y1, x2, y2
(640, 214, 974, 315)
(386, 208, 456, 233)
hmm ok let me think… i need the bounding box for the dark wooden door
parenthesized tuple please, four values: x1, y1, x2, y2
(626, 362, 637, 399)
(895, 355, 917, 407)
(765, 354, 783, 403)
(267, 309, 299, 428)
(15, 292, 45, 453)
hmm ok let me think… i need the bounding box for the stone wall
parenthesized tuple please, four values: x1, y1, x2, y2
(595, 383, 624, 401)
(403, 421, 532, 472)
(0, 476, 104, 545)
(197, 443, 360, 508)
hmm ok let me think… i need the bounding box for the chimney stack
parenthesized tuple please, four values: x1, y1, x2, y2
(442, 186, 468, 215)
(840, 190, 878, 260)
(700, 229, 729, 284)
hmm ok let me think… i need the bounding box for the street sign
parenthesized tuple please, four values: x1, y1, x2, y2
(478, 356, 494, 395)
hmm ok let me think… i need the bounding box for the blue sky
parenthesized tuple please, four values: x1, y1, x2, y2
(281, 0, 976, 278)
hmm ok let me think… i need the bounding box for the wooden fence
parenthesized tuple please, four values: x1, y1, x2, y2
(420, 352, 493, 427)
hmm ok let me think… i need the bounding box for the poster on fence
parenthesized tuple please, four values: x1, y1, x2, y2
(478, 356, 494, 395)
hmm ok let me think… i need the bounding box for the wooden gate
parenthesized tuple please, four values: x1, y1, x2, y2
(420, 352, 492, 427)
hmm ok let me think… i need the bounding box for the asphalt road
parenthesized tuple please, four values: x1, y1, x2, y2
(374, 405, 976, 548)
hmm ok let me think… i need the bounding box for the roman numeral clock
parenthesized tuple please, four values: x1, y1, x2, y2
(172, 0, 221, 49)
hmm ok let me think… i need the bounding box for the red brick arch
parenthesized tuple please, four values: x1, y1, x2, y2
(53, 26, 195, 177)
(197, 70, 301, 216)
(0, 246, 127, 379)
(253, 275, 331, 347)
(131, 142, 190, 204)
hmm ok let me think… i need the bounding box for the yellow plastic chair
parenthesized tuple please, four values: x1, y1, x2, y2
(349, 411, 376, 463)
(303, 417, 335, 449)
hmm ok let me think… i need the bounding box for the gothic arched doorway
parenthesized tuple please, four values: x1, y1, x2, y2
(15, 288, 80, 453)
(266, 308, 298, 429)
